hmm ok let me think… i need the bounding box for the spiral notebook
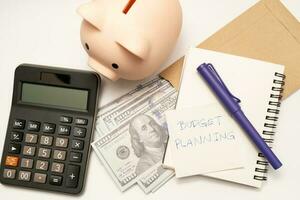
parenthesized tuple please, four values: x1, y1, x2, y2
(163, 48, 285, 187)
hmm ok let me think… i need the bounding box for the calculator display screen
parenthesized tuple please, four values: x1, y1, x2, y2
(21, 83, 89, 111)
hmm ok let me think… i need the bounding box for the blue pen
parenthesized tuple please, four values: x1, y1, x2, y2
(197, 63, 282, 170)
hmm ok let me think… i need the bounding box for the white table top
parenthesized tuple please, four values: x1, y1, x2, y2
(0, 0, 299, 199)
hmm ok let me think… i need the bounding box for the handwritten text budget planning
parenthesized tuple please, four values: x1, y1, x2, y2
(176, 116, 222, 131)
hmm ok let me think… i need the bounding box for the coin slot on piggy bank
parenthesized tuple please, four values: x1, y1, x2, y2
(77, 0, 182, 81)
(123, 0, 136, 14)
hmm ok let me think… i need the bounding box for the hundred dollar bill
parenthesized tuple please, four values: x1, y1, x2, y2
(137, 163, 174, 194)
(151, 172, 174, 193)
(95, 77, 175, 137)
(92, 126, 139, 192)
(92, 77, 177, 192)
(94, 78, 166, 137)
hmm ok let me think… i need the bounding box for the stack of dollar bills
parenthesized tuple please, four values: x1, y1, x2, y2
(92, 77, 177, 193)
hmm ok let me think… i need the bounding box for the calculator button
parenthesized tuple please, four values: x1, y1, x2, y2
(10, 131, 23, 142)
(75, 118, 88, 125)
(23, 146, 36, 156)
(42, 123, 56, 133)
(50, 175, 62, 186)
(25, 133, 38, 144)
(69, 152, 82, 163)
(55, 137, 68, 148)
(38, 148, 51, 158)
(8, 143, 21, 154)
(27, 121, 40, 131)
(18, 171, 31, 181)
(53, 150, 66, 161)
(71, 140, 84, 150)
(5, 156, 19, 167)
(40, 135, 53, 146)
(33, 173, 47, 184)
(3, 169, 16, 179)
(36, 160, 49, 171)
(73, 127, 86, 138)
(20, 158, 34, 168)
(51, 162, 64, 173)
(60, 116, 72, 123)
(58, 125, 71, 135)
(66, 165, 80, 188)
(13, 119, 25, 129)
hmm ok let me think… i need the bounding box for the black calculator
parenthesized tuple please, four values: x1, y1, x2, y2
(0, 64, 101, 194)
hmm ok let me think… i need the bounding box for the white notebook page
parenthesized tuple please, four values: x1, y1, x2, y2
(164, 48, 284, 187)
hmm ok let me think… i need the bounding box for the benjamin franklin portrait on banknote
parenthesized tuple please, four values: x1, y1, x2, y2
(129, 114, 168, 175)
(93, 78, 177, 192)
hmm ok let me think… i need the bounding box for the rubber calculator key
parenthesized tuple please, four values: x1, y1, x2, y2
(5, 156, 19, 167)
(71, 140, 84, 150)
(36, 160, 49, 171)
(27, 121, 40, 131)
(8, 143, 21, 154)
(49, 175, 62, 186)
(55, 137, 68, 148)
(75, 118, 88, 125)
(42, 123, 56, 133)
(3, 169, 16, 179)
(10, 132, 23, 142)
(53, 150, 66, 161)
(58, 125, 70, 135)
(25, 133, 38, 144)
(69, 152, 82, 163)
(18, 171, 31, 181)
(20, 158, 34, 169)
(23, 146, 36, 156)
(38, 148, 51, 158)
(51, 162, 64, 173)
(33, 173, 47, 183)
(40, 135, 53, 146)
(13, 119, 25, 129)
(59, 116, 72, 123)
(66, 165, 80, 188)
(73, 127, 86, 138)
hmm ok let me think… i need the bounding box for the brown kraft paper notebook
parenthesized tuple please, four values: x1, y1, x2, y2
(160, 0, 300, 99)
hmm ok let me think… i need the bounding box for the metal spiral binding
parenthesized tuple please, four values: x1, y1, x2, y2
(253, 72, 285, 181)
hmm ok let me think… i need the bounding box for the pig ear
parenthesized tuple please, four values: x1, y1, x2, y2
(116, 31, 150, 60)
(77, 2, 106, 31)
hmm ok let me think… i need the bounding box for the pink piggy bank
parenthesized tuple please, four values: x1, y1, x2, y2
(77, 0, 182, 81)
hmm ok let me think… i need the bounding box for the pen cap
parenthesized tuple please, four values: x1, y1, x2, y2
(197, 64, 241, 114)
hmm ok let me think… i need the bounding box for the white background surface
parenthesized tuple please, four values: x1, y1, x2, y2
(0, 0, 299, 199)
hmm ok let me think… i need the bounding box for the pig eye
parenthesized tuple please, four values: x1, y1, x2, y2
(112, 63, 119, 69)
(85, 43, 89, 50)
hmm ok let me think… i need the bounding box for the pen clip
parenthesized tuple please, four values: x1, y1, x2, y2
(206, 63, 241, 103)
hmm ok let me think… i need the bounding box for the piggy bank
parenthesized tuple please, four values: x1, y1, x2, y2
(77, 0, 182, 81)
